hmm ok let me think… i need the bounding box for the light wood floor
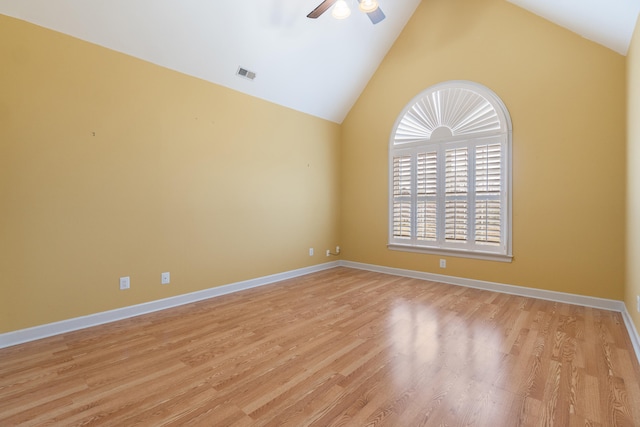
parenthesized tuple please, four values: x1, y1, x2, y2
(1, 267, 640, 426)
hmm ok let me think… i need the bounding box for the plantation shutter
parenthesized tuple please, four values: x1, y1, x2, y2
(392, 155, 412, 239)
(416, 152, 437, 241)
(475, 144, 502, 246)
(389, 81, 511, 261)
(444, 148, 468, 242)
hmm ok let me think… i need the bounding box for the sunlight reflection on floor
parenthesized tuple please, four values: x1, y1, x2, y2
(386, 297, 512, 422)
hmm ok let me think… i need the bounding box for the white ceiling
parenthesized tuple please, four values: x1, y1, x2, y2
(507, 0, 640, 56)
(0, 0, 422, 123)
(1, 0, 639, 123)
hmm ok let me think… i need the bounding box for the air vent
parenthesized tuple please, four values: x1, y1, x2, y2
(237, 67, 256, 81)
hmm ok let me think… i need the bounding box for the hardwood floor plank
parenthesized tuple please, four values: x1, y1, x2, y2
(1, 267, 639, 426)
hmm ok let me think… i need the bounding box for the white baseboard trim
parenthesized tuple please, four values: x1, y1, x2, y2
(3, 260, 640, 366)
(0, 262, 340, 349)
(622, 307, 640, 365)
(340, 261, 624, 310)
(340, 260, 640, 364)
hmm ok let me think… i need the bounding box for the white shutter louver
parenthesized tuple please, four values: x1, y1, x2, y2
(417, 152, 437, 241)
(445, 148, 468, 242)
(475, 200, 501, 245)
(392, 156, 412, 239)
(475, 144, 502, 246)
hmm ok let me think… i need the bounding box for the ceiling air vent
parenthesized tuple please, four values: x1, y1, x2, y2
(237, 67, 256, 81)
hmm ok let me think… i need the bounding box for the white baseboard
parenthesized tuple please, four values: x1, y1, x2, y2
(0, 262, 339, 349)
(340, 260, 640, 364)
(621, 307, 640, 365)
(3, 259, 640, 367)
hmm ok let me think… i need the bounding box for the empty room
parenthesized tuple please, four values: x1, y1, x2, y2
(2, 0, 640, 425)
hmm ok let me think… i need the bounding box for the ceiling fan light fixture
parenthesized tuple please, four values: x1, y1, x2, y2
(332, 0, 351, 19)
(358, 0, 379, 13)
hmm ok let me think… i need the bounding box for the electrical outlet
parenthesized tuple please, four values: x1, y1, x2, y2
(637, 295, 640, 313)
(336, 246, 340, 254)
(119, 276, 130, 290)
(439, 259, 446, 268)
(309, 248, 314, 256)
(161, 272, 170, 285)
(326, 249, 330, 257)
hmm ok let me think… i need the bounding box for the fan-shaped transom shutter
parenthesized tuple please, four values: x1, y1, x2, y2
(388, 81, 512, 262)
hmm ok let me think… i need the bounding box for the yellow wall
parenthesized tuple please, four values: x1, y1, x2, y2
(627, 18, 640, 332)
(341, 0, 627, 299)
(0, 15, 341, 333)
(0, 1, 634, 335)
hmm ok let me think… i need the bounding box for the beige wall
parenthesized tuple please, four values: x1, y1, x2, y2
(0, 15, 341, 333)
(341, 0, 627, 299)
(0, 1, 634, 335)
(627, 18, 640, 333)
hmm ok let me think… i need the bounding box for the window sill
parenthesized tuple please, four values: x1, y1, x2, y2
(387, 244, 513, 263)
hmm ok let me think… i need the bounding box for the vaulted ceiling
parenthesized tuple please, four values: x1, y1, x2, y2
(509, 0, 639, 56)
(1, 0, 638, 123)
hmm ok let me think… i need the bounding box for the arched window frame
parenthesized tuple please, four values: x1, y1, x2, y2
(388, 80, 513, 262)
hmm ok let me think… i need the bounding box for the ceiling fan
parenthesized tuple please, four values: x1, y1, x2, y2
(307, 0, 386, 24)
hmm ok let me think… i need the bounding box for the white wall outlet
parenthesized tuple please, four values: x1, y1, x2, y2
(637, 295, 640, 313)
(161, 272, 170, 285)
(309, 248, 314, 256)
(119, 276, 130, 290)
(439, 259, 446, 268)
(326, 249, 330, 257)
(336, 246, 340, 254)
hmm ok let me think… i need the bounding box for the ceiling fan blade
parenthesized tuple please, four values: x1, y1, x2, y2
(307, 0, 338, 19)
(366, 7, 385, 24)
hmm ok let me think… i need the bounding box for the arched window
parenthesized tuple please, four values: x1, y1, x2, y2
(388, 81, 512, 261)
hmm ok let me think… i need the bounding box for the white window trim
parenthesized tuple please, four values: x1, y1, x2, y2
(388, 80, 513, 262)
(387, 244, 513, 262)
